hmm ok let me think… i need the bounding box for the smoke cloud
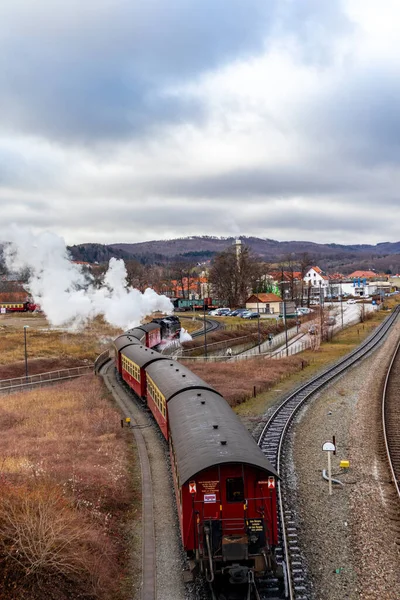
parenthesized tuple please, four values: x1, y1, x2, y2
(179, 327, 192, 343)
(3, 226, 173, 329)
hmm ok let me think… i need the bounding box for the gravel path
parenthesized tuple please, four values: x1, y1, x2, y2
(288, 321, 400, 599)
(102, 365, 191, 600)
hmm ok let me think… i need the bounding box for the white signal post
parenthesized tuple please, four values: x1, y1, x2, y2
(322, 442, 336, 495)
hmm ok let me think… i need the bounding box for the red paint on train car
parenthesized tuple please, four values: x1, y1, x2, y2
(147, 327, 161, 348)
(121, 368, 142, 398)
(147, 394, 168, 439)
(179, 464, 278, 554)
(115, 347, 122, 374)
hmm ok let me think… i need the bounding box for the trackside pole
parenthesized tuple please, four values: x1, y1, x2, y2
(327, 450, 332, 496)
(322, 441, 336, 496)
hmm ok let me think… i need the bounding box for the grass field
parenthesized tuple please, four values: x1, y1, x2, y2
(0, 375, 139, 600)
(0, 314, 122, 379)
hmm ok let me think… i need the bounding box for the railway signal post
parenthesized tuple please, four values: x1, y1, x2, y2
(322, 441, 336, 495)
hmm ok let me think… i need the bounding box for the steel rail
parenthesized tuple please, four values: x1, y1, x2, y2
(382, 337, 400, 501)
(258, 306, 400, 599)
(191, 317, 222, 338)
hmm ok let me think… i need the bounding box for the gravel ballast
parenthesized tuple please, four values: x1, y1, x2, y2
(289, 321, 400, 599)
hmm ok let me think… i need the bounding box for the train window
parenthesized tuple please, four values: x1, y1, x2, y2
(226, 477, 244, 502)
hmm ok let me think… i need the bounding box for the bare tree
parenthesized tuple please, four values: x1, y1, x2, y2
(298, 252, 312, 306)
(208, 245, 261, 307)
(170, 260, 197, 298)
(125, 260, 146, 290)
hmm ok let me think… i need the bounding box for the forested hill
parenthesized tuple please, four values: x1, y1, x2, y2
(67, 236, 400, 274)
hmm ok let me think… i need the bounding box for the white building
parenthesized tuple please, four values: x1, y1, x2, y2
(303, 266, 330, 300)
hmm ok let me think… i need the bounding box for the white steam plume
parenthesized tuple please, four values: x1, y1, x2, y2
(179, 327, 192, 343)
(3, 226, 173, 329)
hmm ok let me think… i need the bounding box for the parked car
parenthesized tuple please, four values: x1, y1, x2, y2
(209, 308, 231, 316)
(308, 325, 318, 335)
(325, 316, 336, 326)
(227, 308, 248, 316)
(347, 299, 356, 304)
(242, 311, 260, 319)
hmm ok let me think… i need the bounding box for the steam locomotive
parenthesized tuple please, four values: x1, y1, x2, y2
(113, 321, 280, 597)
(123, 316, 181, 348)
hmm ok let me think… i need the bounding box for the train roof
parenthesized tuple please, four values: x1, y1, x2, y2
(121, 343, 167, 369)
(135, 323, 161, 333)
(145, 359, 219, 402)
(126, 328, 147, 343)
(168, 389, 278, 483)
(114, 334, 142, 352)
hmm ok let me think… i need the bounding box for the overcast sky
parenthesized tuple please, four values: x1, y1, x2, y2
(1, 0, 399, 246)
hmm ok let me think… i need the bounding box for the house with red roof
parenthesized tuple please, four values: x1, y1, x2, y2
(303, 266, 330, 300)
(348, 270, 377, 279)
(245, 293, 282, 314)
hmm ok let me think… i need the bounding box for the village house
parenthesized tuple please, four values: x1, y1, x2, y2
(245, 293, 282, 314)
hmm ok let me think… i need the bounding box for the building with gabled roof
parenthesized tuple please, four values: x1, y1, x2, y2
(245, 293, 282, 314)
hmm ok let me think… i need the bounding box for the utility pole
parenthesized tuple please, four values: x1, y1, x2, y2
(281, 284, 289, 357)
(340, 281, 344, 329)
(256, 294, 261, 353)
(203, 302, 208, 359)
(24, 325, 29, 382)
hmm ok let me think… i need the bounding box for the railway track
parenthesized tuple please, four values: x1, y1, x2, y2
(382, 337, 400, 502)
(190, 316, 222, 338)
(257, 306, 400, 599)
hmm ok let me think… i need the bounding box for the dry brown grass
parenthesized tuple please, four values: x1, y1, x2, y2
(0, 315, 122, 377)
(0, 375, 138, 599)
(185, 356, 308, 406)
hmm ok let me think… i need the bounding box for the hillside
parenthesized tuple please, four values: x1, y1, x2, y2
(67, 236, 400, 273)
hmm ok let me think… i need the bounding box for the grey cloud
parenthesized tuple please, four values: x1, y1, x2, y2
(144, 162, 372, 200)
(0, 0, 350, 143)
(297, 67, 400, 168)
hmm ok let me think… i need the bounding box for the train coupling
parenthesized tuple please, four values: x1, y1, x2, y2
(226, 564, 249, 585)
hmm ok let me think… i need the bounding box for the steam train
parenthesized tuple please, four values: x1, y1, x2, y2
(0, 301, 38, 313)
(124, 315, 181, 348)
(113, 320, 280, 597)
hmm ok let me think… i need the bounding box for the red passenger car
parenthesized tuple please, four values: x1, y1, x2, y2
(167, 388, 279, 585)
(120, 344, 167, 400)
(113, 332, 141, 375)
(144, 360, 219, 441)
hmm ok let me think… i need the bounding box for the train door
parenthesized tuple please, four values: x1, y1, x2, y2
(193, 475, 221, 559)
(219, 464, 246, 536)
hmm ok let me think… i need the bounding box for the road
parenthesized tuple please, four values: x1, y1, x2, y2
(272, 301, 377, 357)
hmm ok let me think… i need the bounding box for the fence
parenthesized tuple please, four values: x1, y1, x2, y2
(0, 365, 94, 393)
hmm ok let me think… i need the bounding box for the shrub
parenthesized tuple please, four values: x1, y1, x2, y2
(0, 482, 117, 599)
